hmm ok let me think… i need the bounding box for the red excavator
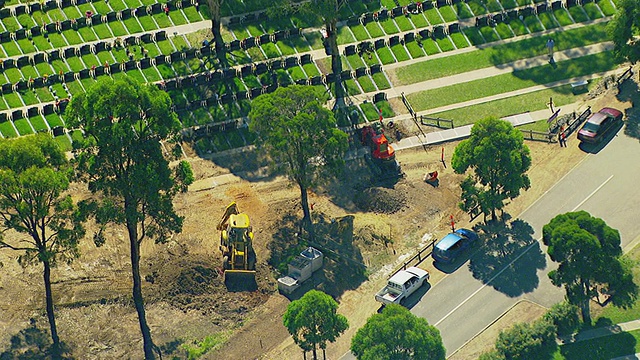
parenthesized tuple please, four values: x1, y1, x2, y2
(360, 122, 403, 179)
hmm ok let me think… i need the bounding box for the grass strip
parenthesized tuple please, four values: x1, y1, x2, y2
(429, 84, 581, 126)
(394, 22, 610, 86)
(407, 51, 618, 112)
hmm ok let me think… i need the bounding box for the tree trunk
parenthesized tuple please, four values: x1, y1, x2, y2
(208, 0, 226, 66)
(322, 348, 326, 360)
(581, 281, 592, 325)
(128, 222, 156, 360)
(312, 344, 318, 360)
(43, 259, 62, 359)
(327, 18, 343, 101)
(299, 183, 314, 239)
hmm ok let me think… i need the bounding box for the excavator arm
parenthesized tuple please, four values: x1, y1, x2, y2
(217, 202, 239, 231)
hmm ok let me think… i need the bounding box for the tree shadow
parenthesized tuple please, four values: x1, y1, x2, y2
(0, 319, 73, 360)
(620, 79, 640, 141)
(560, 330, 636, 360)
(468, 215, 547, 297)
(268, 211, 367, 300)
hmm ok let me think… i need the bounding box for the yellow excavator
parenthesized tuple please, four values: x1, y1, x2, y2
(216, 202, 257, 285)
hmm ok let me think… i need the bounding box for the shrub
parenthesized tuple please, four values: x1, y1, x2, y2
(544, 301, 581, 337)
(495, 317, 556, 359)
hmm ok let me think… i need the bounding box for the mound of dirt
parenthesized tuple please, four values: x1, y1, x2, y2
(354, 187, 407, 214)
(144, 253, 276, 323)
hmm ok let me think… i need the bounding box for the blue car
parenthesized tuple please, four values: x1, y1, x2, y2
(432, 228, 478, 263)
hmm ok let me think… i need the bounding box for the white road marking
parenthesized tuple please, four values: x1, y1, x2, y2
(571, 175, 614, 211)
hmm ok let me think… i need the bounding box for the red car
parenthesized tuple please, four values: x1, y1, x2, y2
(577, 107, 623, 143)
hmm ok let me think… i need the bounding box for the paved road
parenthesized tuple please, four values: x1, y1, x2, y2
(342, 126, 640, 359)
(426, 129, 640, 356)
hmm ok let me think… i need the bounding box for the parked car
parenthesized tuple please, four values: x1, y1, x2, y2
(432, 228, 478, 263)
(374, 267, 429, 306)
(577, 107, 623, 143)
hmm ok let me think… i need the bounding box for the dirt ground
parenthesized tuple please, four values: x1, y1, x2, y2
(0, 71, 637, 360)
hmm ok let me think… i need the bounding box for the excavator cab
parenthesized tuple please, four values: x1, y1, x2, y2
(217, 202, 257, 289)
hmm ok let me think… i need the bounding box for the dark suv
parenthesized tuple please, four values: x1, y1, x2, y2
(432, 228, 478, 263)
(577, 107, 623, 143)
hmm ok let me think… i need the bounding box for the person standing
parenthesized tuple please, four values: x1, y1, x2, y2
(546, 38, 555, 58)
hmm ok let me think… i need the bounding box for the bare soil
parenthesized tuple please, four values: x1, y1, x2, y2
(0, 71, 637, 360)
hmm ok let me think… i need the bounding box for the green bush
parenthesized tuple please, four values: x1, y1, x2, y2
(494, 317, 557, 359)
(544, 301, 581, 337)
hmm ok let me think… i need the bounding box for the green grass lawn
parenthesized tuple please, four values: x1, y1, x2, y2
(78, 27, 98, 42)
(276, 41, 296, 56)
(379, 19, 400, 34)
(439, 6, 459, 22)
(462, 27, 485, 46)
(44, 113, 65, 128)
(480, 27, 501, 43)
(302, 63, 320, 77)
(357, 76, 377, 93)
(435, 36, 455, 52)
(553, 8, 575, 26)
(360, 102, 380, 121)
(123, 17, 143, 34)
(29, 116, 49, 132)
(350, 24, 371, 41)
(502, 0, 518, 8)
(336, 26, 356, 45)
(393, 22, 609, 85)
(33, 36, 53, 51)
(467, 0, 488, 15)
(13, 119, 33, 136)
(16, 39, 36, 53)
(422, 38, 441, 55)
(4, 93, 24, 108)
(303, 32, 324, 50)
(424, 8, 444, 25)
(390, 44, 411, 62)
(168, 11, 188, 26)
(405, 41, 425, 58)
(582, 2, 604, 19)
(108, 21, 129, 38)
(509, 19, 530, 36)
(92, 24, 113, 39)
(365, 22, 385, 38)
(454, 2, 474, 19)
(0, 121, 18, 138)
(376, 47, 396, 64)
(394, 16, 415, 32)
(410, 13, 429, 28)
(430, 84, 580, 125)
(495, 23, 514, 39)
(372, 72, 391, 90)
(407, 51, 619, 112)
(568, 6, 590, 23)
(538, 12, 560, 30)
(450, 32, 470, 49)
(524, 16, 545, 33)
(2, 41, 22, 56)
(344, 78, 362, 96)
(598, 0, 617, 16)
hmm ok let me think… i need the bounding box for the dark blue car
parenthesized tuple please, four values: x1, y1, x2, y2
(432, 228, 478, 263)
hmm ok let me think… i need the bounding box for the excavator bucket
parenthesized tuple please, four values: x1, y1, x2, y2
(224, 270, 257, 292)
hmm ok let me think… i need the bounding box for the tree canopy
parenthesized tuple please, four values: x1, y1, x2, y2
(249, 85, 348, 234)
(351, 304, 445, 360)
(66, 77, 191, 359)
(265, 0, 346, 101)
(0, 133, 84, 358)
(607, 0, 640, 64)
(451, 117, 531, 222)
(543, 211, 638, 324)
(283, 290, 349, 360)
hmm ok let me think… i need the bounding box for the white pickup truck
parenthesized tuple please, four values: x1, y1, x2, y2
(375, 267, 429, 305)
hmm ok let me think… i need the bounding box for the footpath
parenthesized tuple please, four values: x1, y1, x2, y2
(559, 319, 640, 360)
